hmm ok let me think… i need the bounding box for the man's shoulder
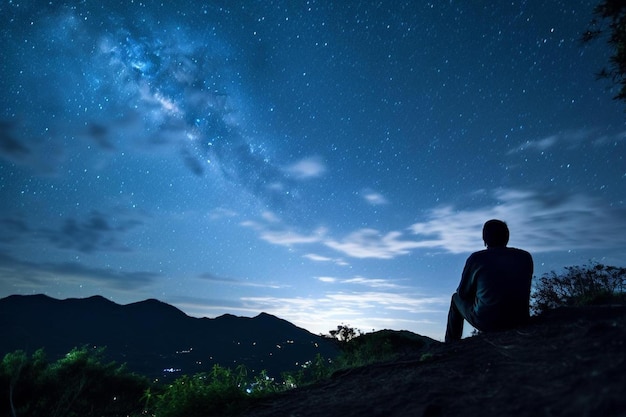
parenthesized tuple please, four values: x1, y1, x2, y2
(500, 248, 533, 268)
(506, 247, 533, 258)
(470, 247, 532, 259)
(466, 249, 491, 265)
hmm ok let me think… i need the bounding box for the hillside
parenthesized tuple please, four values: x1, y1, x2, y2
(244, 305, 626, 417)
(0, 294, 338, 379)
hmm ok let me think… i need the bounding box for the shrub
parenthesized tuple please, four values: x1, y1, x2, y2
(151, 364, 249, 417)
(531, 262, 626, 315)
(281, 353, 333, 388)
(281, 328, 434, 388)
(334, 332, 396, 368)
(334, 330, 431, 369)
(0, 346, 148, 417)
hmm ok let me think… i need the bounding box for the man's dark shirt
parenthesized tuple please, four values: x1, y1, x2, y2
(457, 246, 533, 331)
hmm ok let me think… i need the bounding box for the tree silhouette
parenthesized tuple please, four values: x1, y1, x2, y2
(328, 324, 361, 343)
(583, 1, 626, 102)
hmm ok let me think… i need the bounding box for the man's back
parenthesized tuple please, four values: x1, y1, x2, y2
(445, 219, 534, 342)
(463, 247, 533, 331)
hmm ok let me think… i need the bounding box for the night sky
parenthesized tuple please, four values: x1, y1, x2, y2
(1, 1, 625, 340)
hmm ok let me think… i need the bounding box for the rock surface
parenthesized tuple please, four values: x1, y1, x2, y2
(245, 305, 626, 417)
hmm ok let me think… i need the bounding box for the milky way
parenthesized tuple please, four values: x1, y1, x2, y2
(1, 1, 625, 340)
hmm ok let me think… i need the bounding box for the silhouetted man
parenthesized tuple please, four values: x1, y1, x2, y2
(445, 219, 533, 342)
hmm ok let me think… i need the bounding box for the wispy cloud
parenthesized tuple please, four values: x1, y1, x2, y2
(304, 254, 333, 262)
(362, 190, 389, 205)
(261, 211, 281, 223)
(207, 208, 238, 220)
(284, 156, 327, 179)
(507, 128, 625, 155)
(0, 121, 32, 160)
(0, 209, 144, 254)
(40, 210, 143, 253)
(0, 120, 64, 174)
(325, 188, 626, 257)
(317, 275, 405, 289)
(0, 216, 30, 244)
(590, 130, 626, 146)
(165, 295, 259, 318)
(239, 292, 448, 338)
(343, 277, 405, 289)
(324, 229, 424, 259)
(197, 272, 286, 289)
(240, 188, 626, 260)
(162, 280, 451, 339)
(258, 228, 326, 246)
(241, 213, 424, 260)
(0, 253, 159, 292)
(157, 285, 450, 339)
(241, 213, 326, 246)
(303, 253, 349, 266)
(508, 135, 559, 154)
(409, 188, 626, 254)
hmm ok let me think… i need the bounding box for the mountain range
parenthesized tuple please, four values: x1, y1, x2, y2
(0, 294, 339, 379)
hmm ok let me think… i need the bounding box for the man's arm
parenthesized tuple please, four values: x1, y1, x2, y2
(457, 255, 477, 300)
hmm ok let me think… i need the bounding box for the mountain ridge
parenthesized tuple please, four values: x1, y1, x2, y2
(0, 294, 338, 378)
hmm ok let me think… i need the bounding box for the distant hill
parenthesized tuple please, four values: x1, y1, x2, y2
(0, 294, 339, 379)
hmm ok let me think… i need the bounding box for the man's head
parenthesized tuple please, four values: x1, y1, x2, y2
(482, 219, 509, 248)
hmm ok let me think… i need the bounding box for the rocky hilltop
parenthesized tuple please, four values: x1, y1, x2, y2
(245, 305, 626, 417)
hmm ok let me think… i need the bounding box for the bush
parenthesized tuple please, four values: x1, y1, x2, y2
(0, 346, 149, 417)
(334, 330, 431, 369)
(283, 353, 334, 387)
(531, 262, 626, 315)
(150, 364, 249, 417)
(0, 346, 332, 416)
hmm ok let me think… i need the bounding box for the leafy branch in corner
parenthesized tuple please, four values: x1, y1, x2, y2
(582, 0, 626, 102)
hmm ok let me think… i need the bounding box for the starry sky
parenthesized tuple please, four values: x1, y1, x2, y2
(1, 1, 625, 341)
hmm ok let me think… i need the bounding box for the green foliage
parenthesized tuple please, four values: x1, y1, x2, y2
(149, 363, 305, 416)
(334, 333, 395, 369)
(249, 369, 282, 395)
(0, 349, 279, 417)
(334, 330, 430, 369)
(0, 346, 148, 417)
(150, 364, 249, 417)
(1, 349, 46, 417)
(283, 353, 334, 387)
(281, 328, 433, 389)
(0, 329, 436, 416)
(582, 1, 626, 102)
(283, 324, 374, 386)
(531, 263, 626, 315)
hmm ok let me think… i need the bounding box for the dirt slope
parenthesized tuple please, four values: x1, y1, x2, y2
(245, 305, 626, 417)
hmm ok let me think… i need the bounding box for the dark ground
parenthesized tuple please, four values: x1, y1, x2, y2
(244, 305, 626, 417)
